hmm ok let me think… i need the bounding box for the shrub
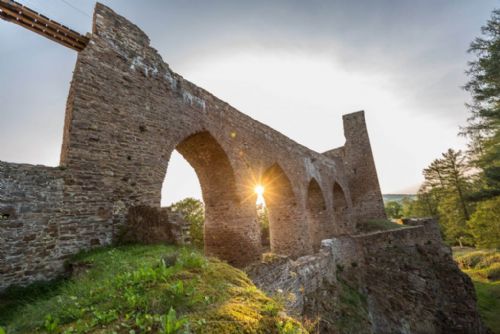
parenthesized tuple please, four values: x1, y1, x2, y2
(169, 198, 204, 249)
(484, 263, 500, 281)
(455, 250, 500, 271)
(478, 253, 500, 269)
(456, 251, 490, 269)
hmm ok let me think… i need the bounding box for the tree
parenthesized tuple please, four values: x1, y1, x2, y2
(169, 198, 205, 249)
(400, 196, 414, 217)
(423, 149, 473, 220)
(461, 9, 500, 200)
(468, 196, 500, 249)
(414, 185, 440, 217)
(385, 201, 403, 219)
(417, 149, 474, 245)
(437, 194, 474, 247)
(440, 149, 472, 220)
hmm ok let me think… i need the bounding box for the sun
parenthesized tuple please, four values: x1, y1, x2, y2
(254, 185, 266, 206)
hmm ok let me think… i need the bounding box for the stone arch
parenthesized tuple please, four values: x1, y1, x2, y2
(262, 163, 311, 257)
(306, 178, 329, 252)
(164, 130, 260, 266)
(333, 182, 350, 232)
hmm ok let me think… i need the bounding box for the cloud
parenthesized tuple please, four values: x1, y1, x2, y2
(0, 0, 496, 200)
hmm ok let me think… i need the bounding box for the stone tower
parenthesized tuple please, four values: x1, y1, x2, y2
(324, 111, 386, 224)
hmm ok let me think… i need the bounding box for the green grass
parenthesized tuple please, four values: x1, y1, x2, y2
(356, 219, 406, 233)
(453, 247, 500, 334)
(0, 244, 306, 334)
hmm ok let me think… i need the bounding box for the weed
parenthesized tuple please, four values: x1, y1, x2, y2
(43, 314, 59, 333)
(161, 308, 188, 334)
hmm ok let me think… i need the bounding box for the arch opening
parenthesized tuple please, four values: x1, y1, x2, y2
(161, 131, 260, 266)
(261, 163, 310, 257)
(333, 182, 350, 232)
(306, 179, 328, 252)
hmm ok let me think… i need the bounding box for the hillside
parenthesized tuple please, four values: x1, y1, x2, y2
(0, 245, 306, 334)
(382, 194, 416, 203)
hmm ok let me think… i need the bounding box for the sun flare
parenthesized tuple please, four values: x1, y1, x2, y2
(254, 185, 266, 206)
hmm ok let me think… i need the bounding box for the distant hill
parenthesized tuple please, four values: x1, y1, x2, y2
(383, 194, 416, 203)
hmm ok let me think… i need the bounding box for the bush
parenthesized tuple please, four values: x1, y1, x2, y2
(169, 198, 204, 250)
(484, 263, 500, 281)
(456, 251, 491, 269)
(385, 201, 403, 219)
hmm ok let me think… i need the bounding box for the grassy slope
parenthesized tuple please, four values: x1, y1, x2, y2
(453, 247, 500, 334)
(0, 245, 306, 334)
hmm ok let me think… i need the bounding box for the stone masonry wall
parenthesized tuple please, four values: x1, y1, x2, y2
(324, 111, 387, 224)
(248, 219, 488, 333)
(0, 162, 64, 289)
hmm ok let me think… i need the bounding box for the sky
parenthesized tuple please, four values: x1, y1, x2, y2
(0, 0, 497, 205)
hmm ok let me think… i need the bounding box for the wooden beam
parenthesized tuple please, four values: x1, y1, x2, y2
(0, 0, 89, 51)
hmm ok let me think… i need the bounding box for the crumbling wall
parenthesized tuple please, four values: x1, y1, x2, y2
(118, 206, 191, 245)
(360, 219, 485, 333)
(247, 219, 488, 333)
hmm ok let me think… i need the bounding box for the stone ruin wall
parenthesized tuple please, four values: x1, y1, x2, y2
(248, 219, 488, 333)
(0, 4, 386, 291)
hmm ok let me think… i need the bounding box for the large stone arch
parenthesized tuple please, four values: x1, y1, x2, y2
(333, 181, 350, 233)
(306, 178, 329, 252)
(163, 131, 261, 266)
(262, 163, 311, 257)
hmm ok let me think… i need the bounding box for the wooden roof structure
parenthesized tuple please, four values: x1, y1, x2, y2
(0, 0, 89, 51)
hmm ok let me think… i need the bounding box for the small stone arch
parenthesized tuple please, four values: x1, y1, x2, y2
(333, 181, 350, 232)
(306, 178, 329, 252)
(163, 130, 260, 266)
(262, 163, 311, 257)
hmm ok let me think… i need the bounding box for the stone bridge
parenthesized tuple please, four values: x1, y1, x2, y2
(0, 4, 385, 289)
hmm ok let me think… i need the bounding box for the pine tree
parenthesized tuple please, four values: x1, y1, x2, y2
(461, 9, 500, 200)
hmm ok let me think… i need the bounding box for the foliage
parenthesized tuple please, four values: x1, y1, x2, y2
(384, 201, 403, 219)
(461, 9, 500, 201)
(161, 307, 188, 334)
(169, 198, 205, 249)
(437, 193, 475, 246)
(454, 248, 500, 333)
(407, 149, 476, 245)
(468, 196, 500, 249)
(0, 245, 306, 334)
